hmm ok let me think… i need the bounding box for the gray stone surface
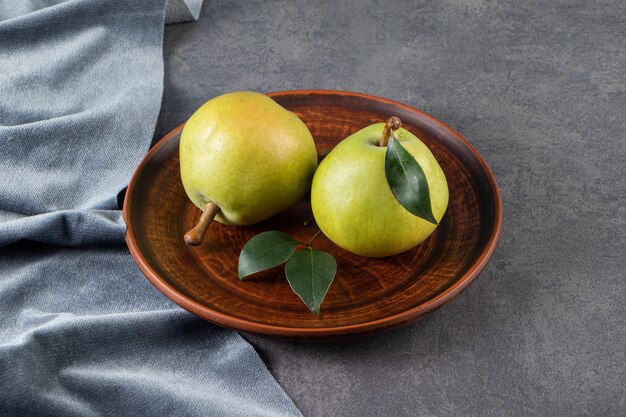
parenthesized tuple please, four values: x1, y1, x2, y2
(155, 1, 626, 416)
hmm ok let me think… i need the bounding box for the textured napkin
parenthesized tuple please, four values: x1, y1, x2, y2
(0, 1, 301, 415)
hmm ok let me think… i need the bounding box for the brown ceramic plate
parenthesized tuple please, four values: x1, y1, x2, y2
(124, 90, 502, 340)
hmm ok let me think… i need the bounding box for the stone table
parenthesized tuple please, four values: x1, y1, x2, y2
(154, 1, 626, 415)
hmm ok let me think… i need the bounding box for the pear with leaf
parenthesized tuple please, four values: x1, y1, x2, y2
(180, 91, 318, 245)
(311, 117, 449, 257)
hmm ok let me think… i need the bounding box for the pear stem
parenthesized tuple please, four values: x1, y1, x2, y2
(184, 202, 220, 246)
(378, 116, 403, 147)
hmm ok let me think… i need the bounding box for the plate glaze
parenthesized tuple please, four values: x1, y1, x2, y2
(124, 90, 502, 339)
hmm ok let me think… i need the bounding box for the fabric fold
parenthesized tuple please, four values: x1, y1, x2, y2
(0, 1, 302, 415)
(0, 210, 126, 247)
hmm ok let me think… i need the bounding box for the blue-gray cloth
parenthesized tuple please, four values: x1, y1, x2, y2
(0, 1, 302, 415)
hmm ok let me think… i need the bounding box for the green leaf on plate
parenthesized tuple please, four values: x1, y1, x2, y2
(238, 231, 299, 279)
(385, 137, 438, 225)
(285, 248, 337, 314)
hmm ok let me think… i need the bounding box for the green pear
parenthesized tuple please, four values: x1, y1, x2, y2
(311, 117, 448, 257)
(180, 91, 317, 245)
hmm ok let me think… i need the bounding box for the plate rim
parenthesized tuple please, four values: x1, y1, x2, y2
(124, 89, 503, 338)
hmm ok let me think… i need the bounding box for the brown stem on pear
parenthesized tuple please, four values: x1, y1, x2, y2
(378, 116, 403, 147)
(184, 202, 220, 246)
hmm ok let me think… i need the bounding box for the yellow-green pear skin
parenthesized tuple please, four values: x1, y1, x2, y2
(180, 91, 317, 226)
(311, 123, 449, 258)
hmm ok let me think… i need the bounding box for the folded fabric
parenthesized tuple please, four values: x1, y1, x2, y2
(165, 0, 203, 24)
(0, 1, 302, 415)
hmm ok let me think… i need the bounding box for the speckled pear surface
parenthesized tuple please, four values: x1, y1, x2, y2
(180, 91, 317, 226)
(311, 123, 448, 257)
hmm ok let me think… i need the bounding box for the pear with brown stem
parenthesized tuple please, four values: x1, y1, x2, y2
(180, 91, 318, 245)
(311, 116, 449, 257)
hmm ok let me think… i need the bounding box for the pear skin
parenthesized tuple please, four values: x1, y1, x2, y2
(180, 91, 317, 244)
(311, 121, 448, 257)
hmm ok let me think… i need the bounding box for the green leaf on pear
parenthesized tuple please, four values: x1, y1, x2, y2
(385, 137, 438, 225)
(238, 231, 299, 279)
(284, 248, 337, 314)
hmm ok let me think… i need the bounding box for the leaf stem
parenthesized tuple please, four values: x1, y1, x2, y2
(306, 229, 322, 247)
(303, 214, 314, 226)
(378, 116, 403, 147)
